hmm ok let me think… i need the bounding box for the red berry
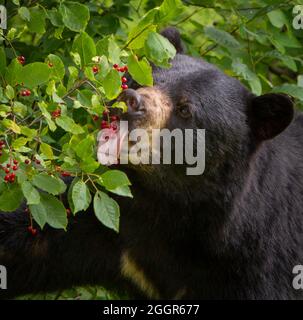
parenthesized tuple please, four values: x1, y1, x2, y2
(26, 89, 31, 96)
(35, 160, 41, 165)
(4, 175, 9, 182)
(102, 110, 109, 117)
(6, 164, 10, 168)
(121, 77, 127, 83)
(12, 165, 18, 171)
(5, 169, 9, 174)
(0, 140, 4, 145)
(110, 115, 119, 122)
(101, 121, 110, 129)
(92, 66, 99, 74)
(25, 159, 30, 165)
(93, 115, 99, 121)
(111, 123, 117, 131)
(113, 64, 118, 69)
(13, 159, 18, 165)
(17, 56, 25, 65)
(21, 90, 27, 97)
(121, 84, 128, 90)
(48, 62, 53, 68)
(61, 171, 71, 177)
(123, 66, 128, 72)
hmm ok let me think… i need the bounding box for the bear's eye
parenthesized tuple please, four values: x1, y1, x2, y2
(177, 104, 191, 119)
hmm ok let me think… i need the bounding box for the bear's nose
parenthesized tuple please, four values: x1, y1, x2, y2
(119, 89, 142, 113)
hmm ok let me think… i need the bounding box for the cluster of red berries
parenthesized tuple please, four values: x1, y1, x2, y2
(51, 108, 61, 118)
(113, 64, 128, 73)
(55, 165, 71, 177)
(17, 55, 25, 65)
(20, 89, 31, 97)
(28, 225, 38, 236)
(92, 65, 99, 74)
(3, 159, 18, 183)
(113, 64, 129, 90)
(101, 111, 119, 130)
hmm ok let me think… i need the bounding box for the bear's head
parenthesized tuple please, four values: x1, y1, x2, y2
(98, 28, 294, 202)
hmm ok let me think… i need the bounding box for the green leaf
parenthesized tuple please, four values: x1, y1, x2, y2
(204, 26, 241, 49)
(21, 181, 40, 205)
(18, 7, 31, 21)
(59, 1, 90, 32)
(72, 180, 92, 213)
(5, 85, 14, 100)
(267, 10, 288, 28)
(27, 7, 46, 34)
(2, 119, 21, 133)
(19, 63, 51, 89)
(93, 191, 120, 232)
(100, 170, 131, 190)
(0, 184, 24, 212)
(40, 142, 54, 159)
(47, 54, 65, 81)
(145, 31, 176, 67)
(0, 47, 6, 75)
(107, 39, 121, 64)
(72, 32, 96, 67)
(5, 60, 23, 87)
(271, 84, 303, 101)
(12, 137, 29, 150)
(232, 59, 262, 95)
(108, 185, 133, 198)
(21, 127, 37, 139)
(127, 54, 153, 86)
(32, 173, 66, 195)
(156, 0, 185, 24)
(38, 102, 57, 132)
(13, 101, 27, 117)
(74, 136, 95, 160)
(55, 116, 84, 134)
(30, 193, 67, 230)
(101, 69, 121, 100)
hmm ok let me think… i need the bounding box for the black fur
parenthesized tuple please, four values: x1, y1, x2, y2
(0, 28, 302, 299)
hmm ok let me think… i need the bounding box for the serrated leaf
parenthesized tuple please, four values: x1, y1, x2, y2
(18, 7, 31, 21)
(47, 54, 65, 81)
(21, 181, 40, 205)
(271, 84, 303, 101)
(2, 119, 21, 133)
(101, 69, 121, 100)
(30, 193, 67, 230)
(145, 31, 176, 67)
(59, 1, 90, 32)
(19, 63, 51, 88)
(40, 142, 54, 159)
(72, 32, 96, 67)
(100, 170, 131, 190)
(27, 7, 46, 34)
(55, 116, 84, 134)
(127, 54, 153, 86)
(32, 173, 66, 195)
(0, 184, 24, 212)
(204, 26, 241, 49)
(93, 191, 120, 232)
(72, 180, 92, 213)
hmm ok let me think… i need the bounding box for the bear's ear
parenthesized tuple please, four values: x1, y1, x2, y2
(161, 27, 184, 54)
(248, 93, 294, 141)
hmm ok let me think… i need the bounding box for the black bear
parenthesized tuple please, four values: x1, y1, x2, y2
(0, 28, 302, 299)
